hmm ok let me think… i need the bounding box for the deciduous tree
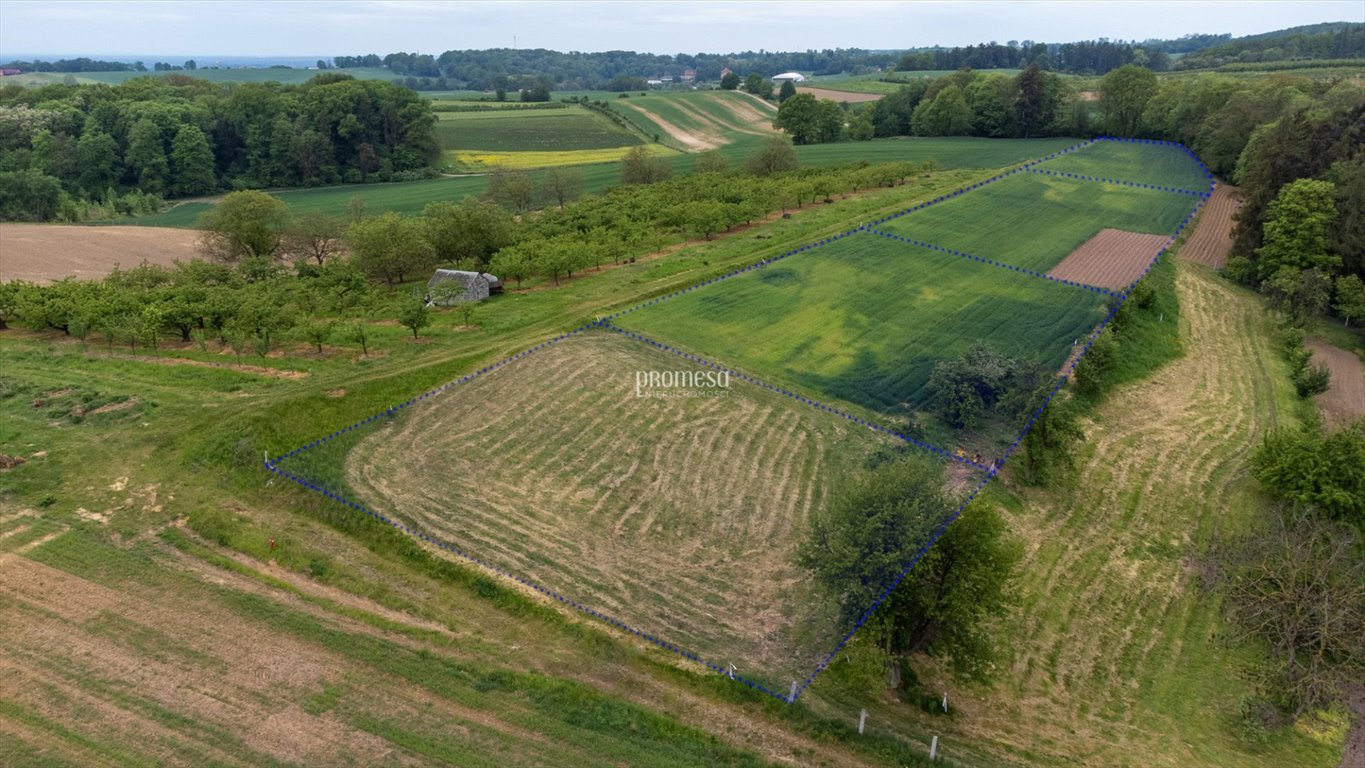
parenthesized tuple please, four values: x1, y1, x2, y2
(197, 190, 290, 263)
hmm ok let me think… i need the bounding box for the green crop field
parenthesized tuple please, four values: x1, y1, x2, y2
(874, 170, 1198, 271)
(614, 232, 1107, 440)
(433, 106, 642, 152)
(1031, 140, 1212, 190)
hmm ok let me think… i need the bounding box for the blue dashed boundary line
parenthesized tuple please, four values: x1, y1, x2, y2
(599, 322, 992, 472)
(790, 158, 1212, 702)
(1024, 167, 1211, 197)
(266, 138, 1213, 705)
(864, 228, 1119, 298)
(601, 139, 1099, 326)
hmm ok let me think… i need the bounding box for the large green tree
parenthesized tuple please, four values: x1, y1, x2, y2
(1099, 64, 1158, 136)
(800, 455, 1021, 681)
(76, 127, 119, 194)
(124, 117, 168, 194)
(196, 190, 290, 263)
(347, 211, 433, 286)
(168, 123, 217, 197)
(1256, 178, 1340, 282)
(911, 85, 972, 136)
(421, 198, 515, 269)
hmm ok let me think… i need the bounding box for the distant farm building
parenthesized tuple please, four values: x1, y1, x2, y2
(771, 72, 806, 83)
(682, 68, 697, 81)
(427, 269, 503, 304)
(0, 68, 21, 77)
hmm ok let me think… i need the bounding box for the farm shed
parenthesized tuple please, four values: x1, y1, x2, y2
(771, 72, 806, 83)
(427, 269, 503, 304)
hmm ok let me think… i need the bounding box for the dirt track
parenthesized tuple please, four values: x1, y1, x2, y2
(795, 86, 882, 103)
(1180, 184, 1239, 268)
(1047, 228, 1170, 290)
(1307, 338, 1365, 428)
(0, 224, 200, 284)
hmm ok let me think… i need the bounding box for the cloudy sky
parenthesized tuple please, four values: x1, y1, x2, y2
(1, 1, 1360, 58)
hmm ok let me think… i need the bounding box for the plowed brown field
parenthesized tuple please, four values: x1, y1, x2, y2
(1046, 228, 1170, 290)
(0, 224, 200, 284)
(1179, 184, 1238, 268)
(1307, 338, 1365, 428)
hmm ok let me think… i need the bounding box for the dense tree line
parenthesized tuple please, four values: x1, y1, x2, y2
(332, 48, 898, 90)
(0, 74, 439, 221)
(775, 64, 1073, 145)
(0, 57, 148, 72)
(1176, 22, 1364, 70)
(894, 39, 1170, 75)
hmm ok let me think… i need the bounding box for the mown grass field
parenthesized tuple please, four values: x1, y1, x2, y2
(615, 232, 1107, 442)
(434, 106, 642, 152)
(274, 331, 904, 690)
(1031, 140, 1212, 191)
(875, 170, 1198, 271)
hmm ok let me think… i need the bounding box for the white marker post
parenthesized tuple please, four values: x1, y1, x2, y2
(788, 681, 797, 704)
(929, 735, 938, 761)
(942, 691, 948, 713)
(727, 663, 735, 680)
(858, 708, 867, 735)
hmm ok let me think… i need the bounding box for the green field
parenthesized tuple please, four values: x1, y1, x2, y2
(615, 232, 1107, 427)
(121, 137, 1084, 227)
(433, 106, 642, 152)
(804, 69, 1075, 95)
(1031, 140, 1212, 190)
(874, 171, 1198, 271)
(0, 66, 396, 87)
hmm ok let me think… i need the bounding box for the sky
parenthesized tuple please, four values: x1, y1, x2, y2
(1, 0, 1360, 59)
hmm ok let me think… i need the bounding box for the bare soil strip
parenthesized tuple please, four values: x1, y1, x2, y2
(795, 86, 883, 103)
(1046, 228, 1170, 290)
(1180, 184, 1239, 268)
(0, 224, 201, 284)
(617, 102, 723, 150)
(1307, 338, 1365, 428)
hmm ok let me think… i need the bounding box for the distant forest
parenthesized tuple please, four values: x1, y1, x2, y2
(328, 23, 1363, 90)
(0, 75, 439, 221)
(5, 22, 1360, 90)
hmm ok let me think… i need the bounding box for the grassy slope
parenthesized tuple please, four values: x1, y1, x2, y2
(616, 232, 1106, 415)
(874, 171, 1197, 271)
(123, 136, 1082, 228)
(803, 258, 1343, 766)
(281, 330, 891, 689)
(3, 170, 1008, 768)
